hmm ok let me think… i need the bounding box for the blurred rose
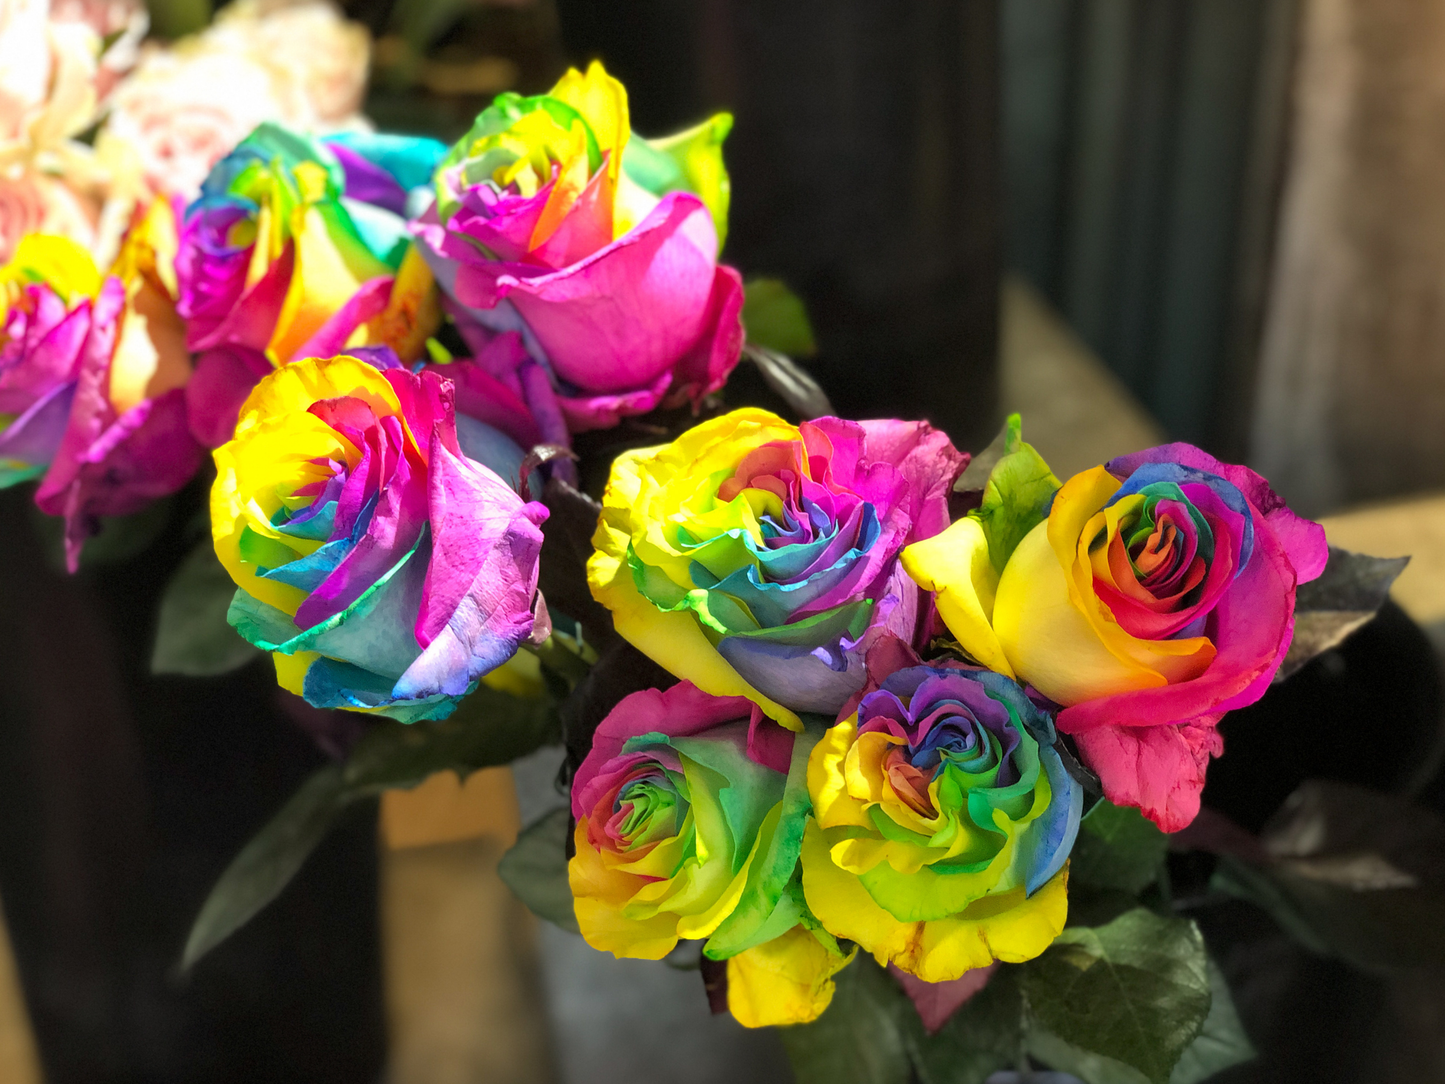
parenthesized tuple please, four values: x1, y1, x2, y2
(0, 167, 97, 262)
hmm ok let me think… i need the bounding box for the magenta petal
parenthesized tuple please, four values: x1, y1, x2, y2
(392, 429, 548, 699)
(452, 192, 720, 394)
(857, 418, 971, 542)
(189, 244, 292, 353)
(186, 345, 272, 448)
(1073, 720, 1224, 833)
(556, 369, 673, 432)
(1108, 442, 1328, 584)
(290, 275, 395, 361)
(49, 390, 204, 572)
(668, 263, 745, 409)
(889, 962, 999, 1034)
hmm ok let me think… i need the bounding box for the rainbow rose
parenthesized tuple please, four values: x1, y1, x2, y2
(2, 203, 204, 568)
(178, 123, 445, 446)
(801, 664, 1080, 982)
(568, 681, 853, 1027)
(414, 61, 744, 432)
(904, 427, 1327, 831)
(587, 408, 966, 729)
(0, 233, 102, 488)
(211, 354, 549, 722)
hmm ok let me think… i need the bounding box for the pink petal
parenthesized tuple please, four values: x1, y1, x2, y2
(451, 192, 720, 394)
(1074, 719, 1224, 832)
(186, 345, 272, 448)
(889, 962, 1000, 1034)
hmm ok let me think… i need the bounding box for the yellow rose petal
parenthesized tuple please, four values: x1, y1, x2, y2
(726, 925, 856, 1028)
(902, 517, 1014, 678)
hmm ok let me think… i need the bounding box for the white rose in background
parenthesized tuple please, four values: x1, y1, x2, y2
(96, 0, 371, 205)
(0, 0, 141, 261)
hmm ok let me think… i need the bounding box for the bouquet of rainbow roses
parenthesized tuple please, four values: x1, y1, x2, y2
(3, 46, 1422, 1084)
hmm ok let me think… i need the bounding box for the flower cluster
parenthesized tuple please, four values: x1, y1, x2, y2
(573, 409, 1325, 1026)
(5, 32, 1344, 1058)
(3, 57, 746, 706)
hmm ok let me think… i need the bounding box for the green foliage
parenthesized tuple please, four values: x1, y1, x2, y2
(971, 414, 1061, 573)
(908, 969, 1026, 1084)
(498, 807, 580, 934)
(779, 958, 914, 1084)
(1017, 908, 1211, 1084)
(183, 685, 559, 969)
(152, 541, 262, 676)
(781, 956, 1024, 1084)
(742, 278, 817, 358)
(1026, 959, 1254, 1084)
(1070, 800, 1169, 895)
(31, 496, 173, 571)
(1212, 780, 1445, 972)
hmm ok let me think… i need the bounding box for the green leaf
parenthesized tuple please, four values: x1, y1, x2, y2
(152, 541, 262, 676)
(743, 277, 817, 358)
(1027, 958, 1254, 1084)
(907, 968, 1025, 1084)
(498, 807, 580, 934)
(1170, 959, 1255, 1084)
(1277, 547, 1410, 682)
(1018, 908, 1211, 1084)
(1211, 780, 1445, 972)
(1070, 800, 1169, 895)
(779, 958, 912, 1084)
(969, 415, 1061, 573)
(183, 685, 560, 969)
(182, 766, 348, 970)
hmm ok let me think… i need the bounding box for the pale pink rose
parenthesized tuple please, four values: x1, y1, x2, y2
(99, 46, 295, 198)
(0, 168, 97, 261)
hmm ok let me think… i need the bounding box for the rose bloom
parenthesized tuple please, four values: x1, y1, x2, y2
(95, 0, 370, 202)
(212, 354, 549, 721)
(801, 664, 1080, 982)
(569, 681, 854, 1027)
(415, 61, 744, 432)
(906, 438, 1327, 831)
(588, 408, 966, 729)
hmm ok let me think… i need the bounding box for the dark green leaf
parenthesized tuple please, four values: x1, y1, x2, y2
(742, 277, 817, 357)
(1170, 960, 1255, 1084)
(182, 766, 348, 970)
(908, 967, 1025, 1084)
(1070, 800, 1169, 895)
(30, 496, 173, 572)
(1027, 959, 1253, 1084)
(1277, 547, 1409, 681)
(1018, 908, 1211, 1084)
(1212, 780, 1445, 972)
(184, 686, 559, 969)
(779, 957, 912, 1084)
(152, 541, 262, 675)
(498, 807, 579, 934)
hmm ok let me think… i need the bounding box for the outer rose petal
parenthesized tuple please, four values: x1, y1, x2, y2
(392, 430, 548, 700)
(451, 192, 721, 395)
(799, 820, 1069, 983)
(1073, 720, 1224, 833)
(47, 389, 204, 570)
(186, 345, 271, 448)
(726, 925, 856, 1028)
(889, 961, 999, 1034)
